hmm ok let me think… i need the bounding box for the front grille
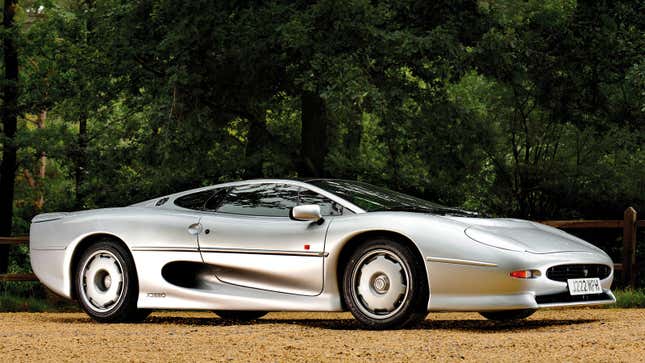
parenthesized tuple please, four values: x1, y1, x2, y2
(546, 264, 611, 282)
(536, 291, 612, 304)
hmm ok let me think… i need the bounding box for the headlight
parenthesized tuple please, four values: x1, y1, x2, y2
(464, 227, 527, 252)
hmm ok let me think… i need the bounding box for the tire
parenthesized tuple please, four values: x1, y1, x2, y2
(342, 238, 429, 329)
(75, 240, 148, 323)
(479, 309, 536, 321)
(214, 311, 268, 322)
(132, 309, 153, 322)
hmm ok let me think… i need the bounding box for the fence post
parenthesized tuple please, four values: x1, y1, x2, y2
(623, 207, 637, 288)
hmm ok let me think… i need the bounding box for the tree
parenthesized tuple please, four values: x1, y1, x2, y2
(0, 0, 19, 273)
(460, 0, 645, 218)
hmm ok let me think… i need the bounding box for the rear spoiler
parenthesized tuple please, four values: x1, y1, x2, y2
(32, 212, 69, 223)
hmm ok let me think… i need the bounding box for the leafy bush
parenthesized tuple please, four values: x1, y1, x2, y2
(0, 294, 52, 312)
(0, 281, 78, 312)
(611, 289, 645, 308)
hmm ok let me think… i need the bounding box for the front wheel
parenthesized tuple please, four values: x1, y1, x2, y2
(342, 239, 429, 329)
(479, 309, 536, 321)
(75, 241, 148, 323)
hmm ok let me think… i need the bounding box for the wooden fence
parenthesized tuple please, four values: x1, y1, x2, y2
(0, 236, 34, 282)
(541, 207, 642, 288)
(0, 207, 642, 287)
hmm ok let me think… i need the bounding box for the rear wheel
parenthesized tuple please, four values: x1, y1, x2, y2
(479, 309, 536, 321)
(133, 309, 153, 322)
(214, 311, 267, 322)
(75, 241, 148, 323)
(342, 239, 428, 329)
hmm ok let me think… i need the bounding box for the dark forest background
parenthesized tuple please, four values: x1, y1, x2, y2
(0, 1, 643, 274)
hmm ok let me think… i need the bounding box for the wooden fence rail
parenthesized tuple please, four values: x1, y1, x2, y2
(541, 207, 641, 288)
(0, 235, 33, 282)
(0, 207, 642, 287)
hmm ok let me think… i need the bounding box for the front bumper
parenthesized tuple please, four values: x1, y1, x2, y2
(426, 250, 616, 312)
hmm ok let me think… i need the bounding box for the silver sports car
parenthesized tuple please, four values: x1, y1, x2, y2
(30, 179, 615, 329)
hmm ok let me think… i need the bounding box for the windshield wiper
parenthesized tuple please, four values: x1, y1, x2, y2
(443, 209, 479, 217)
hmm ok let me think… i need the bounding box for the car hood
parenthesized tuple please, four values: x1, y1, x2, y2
(444, 217, 604, 254)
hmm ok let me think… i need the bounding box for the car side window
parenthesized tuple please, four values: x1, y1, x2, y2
(216, 183, 299, 217)
(298, 188, 347, 216)
(203, 188, 228, 211)
(173, 189, 215, 210)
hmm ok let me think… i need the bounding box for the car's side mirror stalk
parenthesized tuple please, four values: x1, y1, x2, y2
(290, 205, 323, 224)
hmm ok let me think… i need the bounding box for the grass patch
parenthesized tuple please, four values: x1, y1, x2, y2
(0, 282, 79, 312)
(0, 293, 78, 312)
(0, 294, 53, 312)
(611, 289, 645, 308)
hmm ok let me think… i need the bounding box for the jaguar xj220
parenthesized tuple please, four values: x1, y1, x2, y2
(30, 179, 615, 329)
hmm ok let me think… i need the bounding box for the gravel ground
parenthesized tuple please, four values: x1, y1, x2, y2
(0, 309, 643, 362)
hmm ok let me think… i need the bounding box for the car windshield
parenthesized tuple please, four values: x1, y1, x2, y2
(308, 179, 477, 217)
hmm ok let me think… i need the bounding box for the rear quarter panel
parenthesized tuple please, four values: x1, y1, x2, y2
(29, 207, 199, 299)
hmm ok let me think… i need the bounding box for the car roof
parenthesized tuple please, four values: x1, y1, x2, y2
(145, 178, 366, 214)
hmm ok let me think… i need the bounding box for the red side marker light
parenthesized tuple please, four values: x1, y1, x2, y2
(510, 270, 541, 279)
(304, 244, 310, 250)
(510, 270, 530, 279)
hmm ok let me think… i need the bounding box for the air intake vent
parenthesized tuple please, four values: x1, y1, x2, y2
(536, 291, 612, 304)
(546, 264, 611, 282)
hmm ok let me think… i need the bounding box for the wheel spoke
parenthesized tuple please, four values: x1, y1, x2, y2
(389, 281, 407, 299)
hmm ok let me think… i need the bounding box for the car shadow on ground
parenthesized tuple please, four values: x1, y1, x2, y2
(295, 318, 600, 331)
(48, 315, 599, 332)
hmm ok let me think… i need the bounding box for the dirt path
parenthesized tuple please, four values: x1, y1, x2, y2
(0, 309, 643, 362)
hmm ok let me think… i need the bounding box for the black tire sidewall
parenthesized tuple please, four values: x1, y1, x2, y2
(75, 241, 140, 322)
(342, 239, 428, 329)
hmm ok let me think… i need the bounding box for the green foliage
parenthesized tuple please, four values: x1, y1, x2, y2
(0, 287, 78, 312)
(0, 0, 643, 298)
(609, 289, 645, 308)
(1, 0, 643, 236)
(0, 293, 51, 312)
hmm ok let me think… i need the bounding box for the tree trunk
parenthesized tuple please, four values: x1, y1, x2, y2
(243, 117, 270, 179)
(75, 115, 88, 209)
(22, 111, 47, 210)
(343, 111, 362, 178)
(74, 0, 94, 209)
(344, 114, 362, 154)
(300, 91, 328, 177)
(38, 111, 47, 180)
(0, 0, 19, 273)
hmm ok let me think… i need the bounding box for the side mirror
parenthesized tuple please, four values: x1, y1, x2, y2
(290, 205, 323, 223)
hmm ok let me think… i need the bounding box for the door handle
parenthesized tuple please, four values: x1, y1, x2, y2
(187, 223, 203, 235)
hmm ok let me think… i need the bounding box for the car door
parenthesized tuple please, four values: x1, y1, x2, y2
(197, 182, 337, 296)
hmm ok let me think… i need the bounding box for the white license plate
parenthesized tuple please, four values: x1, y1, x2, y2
(567, 278, 602, 296)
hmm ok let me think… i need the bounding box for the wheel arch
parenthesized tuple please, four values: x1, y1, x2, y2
(334, 229, 430, 309)
(68, 233, 132, 300)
